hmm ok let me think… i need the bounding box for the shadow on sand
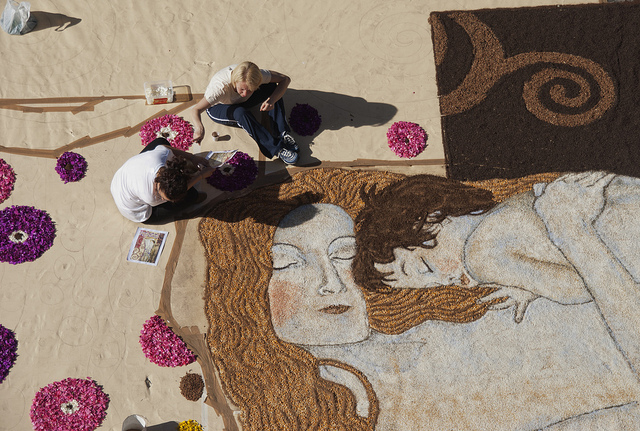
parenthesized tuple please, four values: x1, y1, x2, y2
(284, 88, 397, 134)
(29, 11, 81, 32)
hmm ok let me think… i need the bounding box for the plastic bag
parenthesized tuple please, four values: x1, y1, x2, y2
(0, 0, 36, 35)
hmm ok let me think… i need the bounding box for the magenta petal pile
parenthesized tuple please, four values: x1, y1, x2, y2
(139, 315, 196, 367)
(0, 205, 56, 264)
(139, 114, 194, 151)
(30, 377, 109, 431)
(0, 324, 18, 383)
(0, 158, 16, 204)
(55, 151, 88, 183)
(386, 121, 428, 159)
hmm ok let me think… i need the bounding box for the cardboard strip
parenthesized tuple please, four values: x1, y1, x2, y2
(156, 219, 241, 431)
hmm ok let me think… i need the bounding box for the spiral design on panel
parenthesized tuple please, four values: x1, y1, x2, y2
(431, 12, 616, 127)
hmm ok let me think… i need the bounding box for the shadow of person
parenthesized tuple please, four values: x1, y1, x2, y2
(284, 89, 397, 134)
(198, 89, 394, 168)
(281, 89, 397, 166)
(29, 11, 81, 32)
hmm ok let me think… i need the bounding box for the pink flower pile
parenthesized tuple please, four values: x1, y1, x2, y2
(0, 158, 16, 204)
(30, 377, 109, 431)
(139, 315, 196, 367)
(386, 121, 428, 159)
(139, 114, 194, 151)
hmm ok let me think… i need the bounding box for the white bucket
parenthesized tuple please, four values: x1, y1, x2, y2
(122, 414, 147, 431)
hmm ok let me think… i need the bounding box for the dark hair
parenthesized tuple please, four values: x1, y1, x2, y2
(353, 174, 497, 293)
(155, 156, 193, 201)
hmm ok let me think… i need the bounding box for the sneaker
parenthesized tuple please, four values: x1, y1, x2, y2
(282, 132, 299, 152)
(277, 147, 299, 165)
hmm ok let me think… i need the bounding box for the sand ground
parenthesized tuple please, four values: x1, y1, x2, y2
(0, 0, 595, 429)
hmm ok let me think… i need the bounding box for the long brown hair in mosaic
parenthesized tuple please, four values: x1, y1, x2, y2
(198, 168, 560, 429)
(354, 172, 562, 334)
(200, 168, 396, 430)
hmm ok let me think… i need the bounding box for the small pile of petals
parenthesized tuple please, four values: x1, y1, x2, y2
(140, 115, 194, 151)
(0, 206, 56, 264)
(0, 324, 18, 383)
(0, 159, 16, 203)
(206, 151, 258, 192)
(289, 103, 322, 136)
(139, 315, 196, 367)
(55, 152, 88, 183)
(178, 419, 204, 431)
(386, 121, 428, 159)
(30, 377, 109, 431)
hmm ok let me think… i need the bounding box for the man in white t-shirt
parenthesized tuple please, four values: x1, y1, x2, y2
(190, 61, 299, 165)
(111, 138, 213, 223)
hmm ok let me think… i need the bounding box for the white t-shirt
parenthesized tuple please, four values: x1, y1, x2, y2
(204, 64, 271, 106)
(110, 146, 173, 222)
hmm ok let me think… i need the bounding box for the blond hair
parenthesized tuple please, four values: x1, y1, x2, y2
(230, 61, 263, 91)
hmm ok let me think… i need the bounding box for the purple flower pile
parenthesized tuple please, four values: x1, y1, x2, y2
(386, 121, 428, 159)
(139, 114, 194, 151)
(206, 151, 258, 192)
(289, 103, 322, 136)
(0, 158, 16, 204)
(139, 315, 196, 367)
(0, 324, 18, 384)
(0, 205, 56, 264)
(30, 377, 109, 431)
(55, 151, 88, 183)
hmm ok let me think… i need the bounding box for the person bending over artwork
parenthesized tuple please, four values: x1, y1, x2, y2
(190, 61, 299, 165)
(354, 171, 640, 366)
(110, 137, 214, 223)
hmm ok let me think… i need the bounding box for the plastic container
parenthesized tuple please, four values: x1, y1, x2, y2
(144, 80, 174, 105)
(122, 414, 147, 431)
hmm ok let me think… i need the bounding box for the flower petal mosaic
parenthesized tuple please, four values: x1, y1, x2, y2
(386, 121, 428, 159)
(139, 315, 196, 367)
(0, 324, 18, 384)
(289, 103, 322, 136)
(55, 151, 88, 183)
(30, 377, 109, 431)
(0, 205, 56, 264)
(206, 151, 257, 192)
(0, 158, 16, 204)
(140, 114, 194, 151)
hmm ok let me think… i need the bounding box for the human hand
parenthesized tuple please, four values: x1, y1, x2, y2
(199, 166, 215, 180)
(477, 284, 539, 323)
(193, 124, 204, 144)
(534, 172, 615, 229)
(195, 155, 210, 167)
(260, 100, 274, 111)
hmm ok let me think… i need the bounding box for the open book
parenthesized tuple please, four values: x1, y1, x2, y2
(126, 227, 169, 266)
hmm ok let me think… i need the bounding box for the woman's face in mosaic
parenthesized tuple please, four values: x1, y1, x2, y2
(268, 204, 370, 346)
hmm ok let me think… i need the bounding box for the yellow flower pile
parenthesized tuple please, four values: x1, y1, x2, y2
(177, 419, 203, 431)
